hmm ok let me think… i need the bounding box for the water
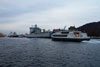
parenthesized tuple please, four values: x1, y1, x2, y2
(0, 38, 100, 67)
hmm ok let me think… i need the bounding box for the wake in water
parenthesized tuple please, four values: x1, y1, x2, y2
(82, 39, 100, 43)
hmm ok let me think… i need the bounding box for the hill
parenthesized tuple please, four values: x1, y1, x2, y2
(77, 21, 100, 36)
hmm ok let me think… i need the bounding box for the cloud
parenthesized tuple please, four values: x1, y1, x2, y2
(0, 0, 69, 18)
(0, 0, 100, 34)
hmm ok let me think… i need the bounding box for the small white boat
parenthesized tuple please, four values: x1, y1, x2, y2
(51, 30, 90, 42)
(8, 32, 18, 37)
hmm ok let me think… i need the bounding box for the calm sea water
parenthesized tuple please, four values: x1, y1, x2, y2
(0, 38, 100, 67)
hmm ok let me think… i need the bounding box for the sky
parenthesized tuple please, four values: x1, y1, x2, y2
(0, 0, 100, 34)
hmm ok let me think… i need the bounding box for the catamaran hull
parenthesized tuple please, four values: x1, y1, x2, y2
(52, 38, 90, 42)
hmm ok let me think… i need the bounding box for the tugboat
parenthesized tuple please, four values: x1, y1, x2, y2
(51, 26, 90, 42)
(27, 25, 52, 38)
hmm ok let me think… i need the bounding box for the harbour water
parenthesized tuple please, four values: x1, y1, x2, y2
(0, 38, 100, 67)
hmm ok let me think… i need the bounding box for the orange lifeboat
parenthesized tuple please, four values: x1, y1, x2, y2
(74, 32, 80, 37)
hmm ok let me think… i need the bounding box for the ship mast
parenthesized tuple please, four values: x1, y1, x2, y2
(64, 26, 66, 30)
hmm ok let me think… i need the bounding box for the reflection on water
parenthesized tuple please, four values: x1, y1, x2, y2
(0, 38, 100, 67)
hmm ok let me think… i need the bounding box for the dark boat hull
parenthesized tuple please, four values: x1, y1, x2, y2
(52, 38, 90, 42)
(8, 35, 19, 37)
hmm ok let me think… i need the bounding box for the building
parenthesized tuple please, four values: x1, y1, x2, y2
(68, 26, 77, 31)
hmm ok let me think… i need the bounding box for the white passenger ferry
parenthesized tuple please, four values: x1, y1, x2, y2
(51, 26, 90, 42)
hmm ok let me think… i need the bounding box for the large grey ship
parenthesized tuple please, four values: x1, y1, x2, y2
(27, 25, 52, 38)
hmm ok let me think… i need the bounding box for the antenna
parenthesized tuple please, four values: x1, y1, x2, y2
(64, 25, 67, 30)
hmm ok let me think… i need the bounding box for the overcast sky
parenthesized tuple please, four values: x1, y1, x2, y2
(0, 0, 100, 34)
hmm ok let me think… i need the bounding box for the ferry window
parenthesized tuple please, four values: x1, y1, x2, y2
(61, 32, 69, 34)
(53, 35, 67, 37)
